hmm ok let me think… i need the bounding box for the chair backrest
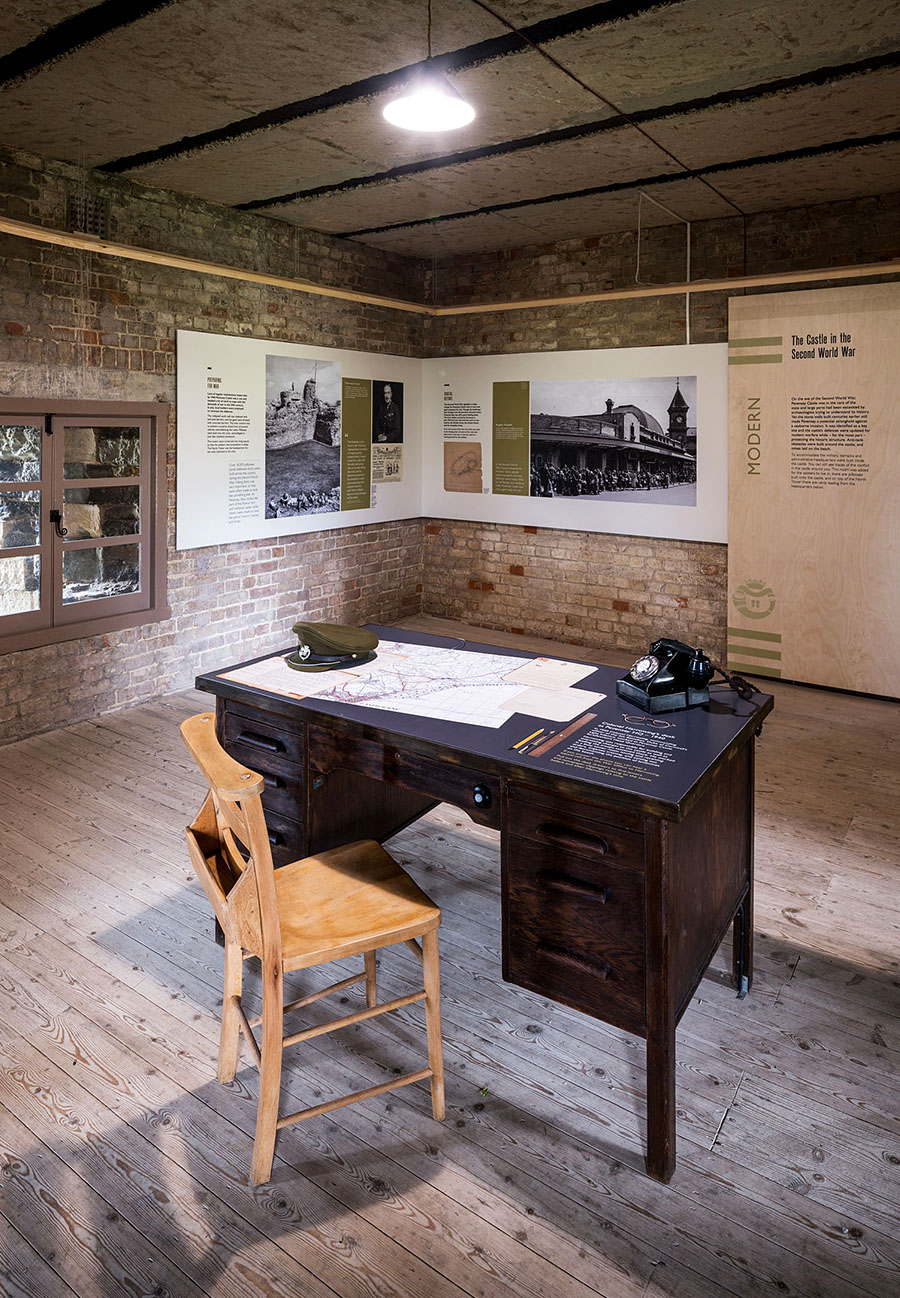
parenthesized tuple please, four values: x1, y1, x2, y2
(180, 712, 281, 964)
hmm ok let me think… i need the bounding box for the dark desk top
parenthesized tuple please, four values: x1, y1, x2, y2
(196, 624, 773, 821)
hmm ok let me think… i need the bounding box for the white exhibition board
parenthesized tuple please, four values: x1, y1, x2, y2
(423, 343, 728, 543)
(176, 330, 422, 550)
(176, 331, 727, 549)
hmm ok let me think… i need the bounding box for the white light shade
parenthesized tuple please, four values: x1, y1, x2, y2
(382, 65, 475, 132)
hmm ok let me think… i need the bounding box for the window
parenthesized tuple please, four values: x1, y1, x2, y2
(0, 400, 169, 653)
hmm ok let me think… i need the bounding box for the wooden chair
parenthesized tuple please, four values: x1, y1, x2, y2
(180, 711, 445, 1184)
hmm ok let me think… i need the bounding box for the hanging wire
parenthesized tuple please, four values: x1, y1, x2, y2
(635, 190, 692, 343)
(467, 0, 744, 220)
(77, 119, 90, 386)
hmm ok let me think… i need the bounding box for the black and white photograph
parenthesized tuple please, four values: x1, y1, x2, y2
(530, 375, 698, 504)
(264, 355, 341, 517)
(371, 379, 404, 444)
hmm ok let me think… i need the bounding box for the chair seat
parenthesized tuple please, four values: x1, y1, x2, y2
(273, 838, 440, 971)
(182, 710, 445, 1186)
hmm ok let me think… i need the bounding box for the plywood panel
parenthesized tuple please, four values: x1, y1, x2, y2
(728, 283, 900, 695)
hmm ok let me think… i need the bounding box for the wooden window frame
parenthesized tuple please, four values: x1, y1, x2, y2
(0, 399, 169, 654)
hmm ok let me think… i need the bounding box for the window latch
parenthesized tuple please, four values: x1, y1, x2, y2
(49, 509, 68, 538)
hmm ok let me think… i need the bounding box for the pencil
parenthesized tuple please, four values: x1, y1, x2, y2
(518, 728, 557, 754)
(511, 728, 544, 750)
(529, 712, 598, 757)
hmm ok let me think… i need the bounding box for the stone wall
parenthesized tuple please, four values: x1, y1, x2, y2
(0, 145, 425, 743)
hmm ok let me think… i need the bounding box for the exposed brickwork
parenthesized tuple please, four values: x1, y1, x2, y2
(422, 519, 727, 662)
(0, 145, 425, 743)
(420, 192, 900, 657)
(2, 140, 897, 741)
(0, 519, 423, 744)
(425, 193, 900, 354)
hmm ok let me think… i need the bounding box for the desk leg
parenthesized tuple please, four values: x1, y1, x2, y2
(733, 742, 756, 996)
(732, 893, 753, 996)
(645, 822, 675, 1182)
(645, 1025, 676, 1183)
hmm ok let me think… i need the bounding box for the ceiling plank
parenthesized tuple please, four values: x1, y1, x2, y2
(0, 0, 181, 89)
(337, 129, 900, 239)
(98, 0, 685, 173)
(238, 49, 900, 214)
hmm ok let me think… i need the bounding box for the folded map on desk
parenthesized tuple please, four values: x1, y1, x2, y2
(220, 640, 605, 728)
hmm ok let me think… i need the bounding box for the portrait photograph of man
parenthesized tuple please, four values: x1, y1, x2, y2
(372, 380, 404, 443)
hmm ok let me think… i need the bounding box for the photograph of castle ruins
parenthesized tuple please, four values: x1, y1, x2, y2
(530, 375, 698, 506)
(265, 356, 342, 517)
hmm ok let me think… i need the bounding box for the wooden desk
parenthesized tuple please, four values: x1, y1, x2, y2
(196, 625, 773, 1182)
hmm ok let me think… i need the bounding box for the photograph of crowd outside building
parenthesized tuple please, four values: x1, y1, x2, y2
(530, 376, 698, 505)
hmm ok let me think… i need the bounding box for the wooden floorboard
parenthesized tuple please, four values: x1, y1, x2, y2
(0, 615, 898, 1298)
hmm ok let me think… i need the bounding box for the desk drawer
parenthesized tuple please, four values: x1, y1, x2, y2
(507, 785, 644, 871)
(310, 726, 500, 828)
(504, 835, 646, 1033)
(223, 709, 306, 773)
(257, 767, 304, 820)
(264, 810, 306, 868)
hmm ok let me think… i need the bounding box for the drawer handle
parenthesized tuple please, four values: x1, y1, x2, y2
(538, 870, 610, 903)
(537, 943, 612, 979)
(263, 774, 284, 790)
(267, 830, 284, 847)
(536, 821, 609, 855)
(238, 730, 283, 754)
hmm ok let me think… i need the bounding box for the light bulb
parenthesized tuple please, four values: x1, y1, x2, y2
(383, 66, 475, 132)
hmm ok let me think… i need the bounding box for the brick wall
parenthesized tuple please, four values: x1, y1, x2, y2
(425, 192, 900, 349)
(423, 519, 726, 660)
(0, 145, 425, 743)
(420, 192, 900, 659)
(2, 139, 898, 742)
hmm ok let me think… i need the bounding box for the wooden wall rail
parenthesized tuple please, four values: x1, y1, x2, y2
(2, 214, 899, 319)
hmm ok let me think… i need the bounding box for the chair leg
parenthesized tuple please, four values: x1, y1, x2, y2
(422, 928, 445, 1121)
(364, 949, 377, 1008)
(251, 961, 284, 1185)
(217, 940, 242, 1084)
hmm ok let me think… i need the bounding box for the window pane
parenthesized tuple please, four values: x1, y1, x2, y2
(62, 543, 140, 604)
(0, 424, 41, 482)
(0, 552, 40, 614)
(63, 484, 140, 538)
(0, 489, 41, 548)
(63, 425, 141, 479)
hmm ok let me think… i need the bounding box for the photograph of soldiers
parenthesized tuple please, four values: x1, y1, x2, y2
(372, 381, 404, 443)
(529, 376, 698, 506)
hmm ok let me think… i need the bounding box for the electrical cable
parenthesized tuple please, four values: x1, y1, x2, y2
(467, 0, 746, 217)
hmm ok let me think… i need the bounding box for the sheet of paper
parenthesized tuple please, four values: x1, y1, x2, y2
(219, 651, 405, 699)
(504, 686, 607, 723)
(503, 656, 596, 690)
(219, 653, 315, 698)
(220, 640, 534, 728)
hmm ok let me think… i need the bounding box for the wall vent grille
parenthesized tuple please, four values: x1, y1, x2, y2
(66, 192, 110, 240)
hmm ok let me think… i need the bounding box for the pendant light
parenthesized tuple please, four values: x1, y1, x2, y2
(382, 0, 475, 132)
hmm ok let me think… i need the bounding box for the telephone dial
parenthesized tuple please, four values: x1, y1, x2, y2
(616, 638, 714, 713)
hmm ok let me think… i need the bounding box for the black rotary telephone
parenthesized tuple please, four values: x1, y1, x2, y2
(616, 638, 714, 713)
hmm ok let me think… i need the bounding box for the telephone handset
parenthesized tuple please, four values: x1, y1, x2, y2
(616, 637, 714, 713)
